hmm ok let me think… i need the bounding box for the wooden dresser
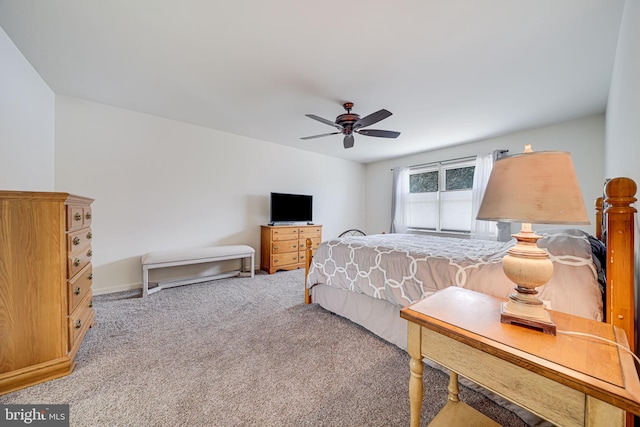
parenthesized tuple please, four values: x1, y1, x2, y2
(0, 191, 95, 395)
(260, 225, 322, 274)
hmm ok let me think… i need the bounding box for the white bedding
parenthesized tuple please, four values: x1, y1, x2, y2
(307, 230, 603, 321)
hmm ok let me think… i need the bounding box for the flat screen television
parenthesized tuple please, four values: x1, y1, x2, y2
(270, 192, 313, 224)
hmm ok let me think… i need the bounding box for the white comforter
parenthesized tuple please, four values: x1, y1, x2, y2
(307, 231, 603, 321)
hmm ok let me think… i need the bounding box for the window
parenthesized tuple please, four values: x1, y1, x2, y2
(407, 159, 476, 233)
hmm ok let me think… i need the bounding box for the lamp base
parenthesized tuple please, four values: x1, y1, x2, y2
(500, 301, 556, 335)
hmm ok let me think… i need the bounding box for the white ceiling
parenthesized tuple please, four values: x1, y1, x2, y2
(0, 1, 626, 164)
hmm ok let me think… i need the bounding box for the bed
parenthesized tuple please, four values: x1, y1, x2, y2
(303, 177, 637, 425)
(304, 176, 637, 356)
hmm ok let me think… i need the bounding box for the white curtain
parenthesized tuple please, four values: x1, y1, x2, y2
(470, 153, 498, 240)
(390, 166, 410, 233)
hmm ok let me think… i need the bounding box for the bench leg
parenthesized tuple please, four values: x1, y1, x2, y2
(142, 266, 163, 296)
(240, 254, 254, 278)
(250, 253, 254, 277)
(142, 265, 149, 297)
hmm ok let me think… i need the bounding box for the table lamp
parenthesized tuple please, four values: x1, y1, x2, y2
(476, 144, 589, 334)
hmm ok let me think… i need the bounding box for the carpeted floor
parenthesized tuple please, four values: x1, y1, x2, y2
(0, 269, 529, 426)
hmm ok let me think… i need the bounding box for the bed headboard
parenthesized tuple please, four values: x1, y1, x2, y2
(595, 177, 637, 352)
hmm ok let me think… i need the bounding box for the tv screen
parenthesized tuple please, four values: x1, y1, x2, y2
(270, 193, 313, 224)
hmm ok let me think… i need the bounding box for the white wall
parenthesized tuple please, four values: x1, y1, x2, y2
(55, 96, 366, 294)
(606, 0, 640, 182)
(365, 115, 605, 235)
(0, 26, 55, 191)
(605, 0, 640, 349)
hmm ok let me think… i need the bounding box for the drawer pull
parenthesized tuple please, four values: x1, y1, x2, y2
(88, 273, 93, 280)
(274, 246, 279, 250)
(74, 212, 82, 221)
(87, 249, 93, 257)
(87, 231, 93, 239)
(73, 258, 80, 267)
(74, 286, 81, 295)
(73, 237, 80, 245)
(293, 256, 297, 260)
(89, 300, 93, 308)
(292, 245, 297, 249)
(75, 319, 82, 329)
(85, 212, 92, 220)
(274, 259, 278, 264)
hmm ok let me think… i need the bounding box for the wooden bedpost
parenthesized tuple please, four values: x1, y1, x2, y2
(305, 237, 313, 304)
(604, 177, 637, 353)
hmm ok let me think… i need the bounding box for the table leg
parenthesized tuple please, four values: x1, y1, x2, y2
(408, 322, 424, 427)
(447, 371, 460, 402)
(585, 396, 625, 426)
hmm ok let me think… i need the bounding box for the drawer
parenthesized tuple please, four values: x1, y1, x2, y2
(271, 252, 299, 267)
(272, 240, 299, 254)
(68, 263, 93, 313)
(68, 291, 94, 349)
(271, 228, 299, 241)
(68, 245, 93, 278)
(299, 238, 321, 251)
(67, 228, 93, 252)
(299, 248, 318, 262)
(299, 251, 308, 264)
(299, 227, 321, 238)
(66, 205, 92, 232)
(82, 206, 92, 227)
(66, 205, 85, 232)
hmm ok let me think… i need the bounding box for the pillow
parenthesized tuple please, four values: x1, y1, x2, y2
(536, 227, 590, 238)
(534, 228, 603, 321)
(537, 228, 607, 306)
(587, 235, 607, 294)
(536, 228, 592, 257)
(588, 235, 606, 272)
(537, 227, 605, 274)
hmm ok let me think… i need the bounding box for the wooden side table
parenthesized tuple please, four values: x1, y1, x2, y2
(400, 287, 640, 427)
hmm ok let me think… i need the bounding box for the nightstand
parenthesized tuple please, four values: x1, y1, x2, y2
(400, 287, 640, 427)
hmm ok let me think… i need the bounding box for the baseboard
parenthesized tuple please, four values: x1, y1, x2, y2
(0, 357, 73, 396)
(93, 282, 142, 296)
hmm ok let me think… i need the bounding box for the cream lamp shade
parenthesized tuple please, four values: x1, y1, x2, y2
(476, 149, 589, 225)
(476, 145, 589, 334)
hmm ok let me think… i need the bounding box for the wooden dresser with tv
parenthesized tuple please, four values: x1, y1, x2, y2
(260, 225, 322, 274)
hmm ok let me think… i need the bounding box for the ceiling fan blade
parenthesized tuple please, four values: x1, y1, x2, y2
(357, 129, 401, 138)
(305, 114, 343, 130)
(353, 109, 392, 129)
(300, 132, 341, 140)
(343, 134, 355, 149)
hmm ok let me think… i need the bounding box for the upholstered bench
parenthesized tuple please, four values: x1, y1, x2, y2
(141, 245, 255, 297)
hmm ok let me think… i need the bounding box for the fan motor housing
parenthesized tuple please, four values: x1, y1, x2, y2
(336, 113, 360, 134)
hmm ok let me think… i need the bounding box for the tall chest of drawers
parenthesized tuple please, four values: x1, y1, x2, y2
(260, 225, 322, 274)
(0, 191, 95, 395)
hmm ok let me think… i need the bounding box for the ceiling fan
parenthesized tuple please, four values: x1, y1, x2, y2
(301, 102, 400, 149)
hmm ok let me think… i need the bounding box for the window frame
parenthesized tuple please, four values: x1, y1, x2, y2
(407, 158, 476, 234)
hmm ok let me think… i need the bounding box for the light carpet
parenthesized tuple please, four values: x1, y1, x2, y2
(0, 269, 528, 426)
